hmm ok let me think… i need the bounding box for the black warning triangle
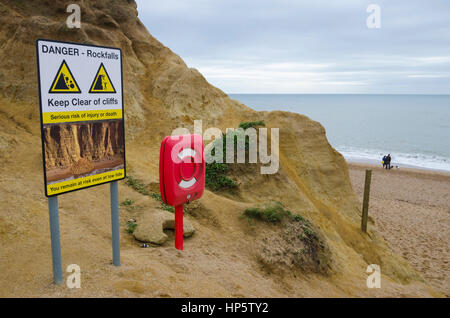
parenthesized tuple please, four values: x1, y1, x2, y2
(48, 60, 81, 94)
(89, 63, 116, 93)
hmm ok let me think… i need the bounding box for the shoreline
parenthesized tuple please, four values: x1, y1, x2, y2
(346, 158, 450, 176)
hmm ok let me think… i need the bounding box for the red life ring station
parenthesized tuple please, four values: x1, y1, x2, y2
(159, 134, 205, 250)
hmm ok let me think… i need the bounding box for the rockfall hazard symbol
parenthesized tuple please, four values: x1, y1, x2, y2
(48, 60, 81, 93)
(89, 63, 116, 93)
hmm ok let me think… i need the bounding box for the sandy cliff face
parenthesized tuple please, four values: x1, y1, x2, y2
(44, 120, 124, 168)
(0, 0, 437, 297)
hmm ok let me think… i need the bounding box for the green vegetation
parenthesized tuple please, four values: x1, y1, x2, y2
(242, 201, 293, 223)
(302, 225, 316, 240)
(205, 162, 238, 191)
(291, 214, 311, 227)
(150, 192, 175, 213)
(126, 220, 137, 234)
(205, 131, 239, 191)
(124, 175, 175, 212)
(204, 121, 265, 191)
(239, 121, 265, 130)
(121, 198, 133, 206)
(241, 201, 314, 229)
(247, 201, 330, 274)
(125, 176, 149, 195)
(120, 198, 136, 211)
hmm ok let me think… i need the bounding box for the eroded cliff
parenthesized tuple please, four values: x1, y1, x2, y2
(44, 120, 124, 168)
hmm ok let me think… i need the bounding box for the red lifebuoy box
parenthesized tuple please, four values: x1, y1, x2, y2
(159, 134, 205, 250)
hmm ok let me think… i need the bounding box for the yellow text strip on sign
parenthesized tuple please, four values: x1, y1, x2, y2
(42, 109, 123, 124)
(47, 168, 125, 196)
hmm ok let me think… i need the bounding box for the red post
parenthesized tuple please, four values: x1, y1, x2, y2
(175, 205, 183, 250)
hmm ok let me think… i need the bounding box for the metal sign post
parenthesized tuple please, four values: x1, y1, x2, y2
(47, 183, 121, 284)
(48, 196, 63, 284)
(110, 181, 120, 266)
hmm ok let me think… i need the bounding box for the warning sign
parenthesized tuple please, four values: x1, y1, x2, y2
(89, 63, 116, 93)
(49, 60, 81, 93)
(36, 39, 126, 197)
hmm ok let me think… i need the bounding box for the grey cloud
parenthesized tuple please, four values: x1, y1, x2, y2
(136, 0, 450, 93)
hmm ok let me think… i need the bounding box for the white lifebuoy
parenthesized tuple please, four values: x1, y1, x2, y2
(179, 178, 197, 189)
(177, 147, 197, 189)
(177, 148, 196, 160)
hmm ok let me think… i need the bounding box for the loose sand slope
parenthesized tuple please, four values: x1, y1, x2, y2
(0, 0, 440, 297)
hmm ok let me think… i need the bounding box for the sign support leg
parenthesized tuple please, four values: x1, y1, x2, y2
(175, 205, 183, 250)
(48, 196, 63, 285)
(110, 181, 121, 266)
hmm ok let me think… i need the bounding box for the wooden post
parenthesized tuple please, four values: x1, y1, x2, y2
(361, 169, 372, 233)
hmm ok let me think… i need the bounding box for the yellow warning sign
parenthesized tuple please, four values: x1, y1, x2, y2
(47, 168, 125, 196)
(48, 60, 81, 93)
(89, 63, 116, 93)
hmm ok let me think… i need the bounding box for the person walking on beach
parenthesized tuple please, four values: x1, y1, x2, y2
(385, 154, 392, 170)
(382, 155, 387, 169)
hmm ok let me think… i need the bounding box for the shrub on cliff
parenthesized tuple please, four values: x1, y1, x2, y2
(205, 162, 238, 191)
(238, 120, 265, 130)
(242, 201, 332, 274)
(242, 201, 292, 223)
(205, 122, 265, 191)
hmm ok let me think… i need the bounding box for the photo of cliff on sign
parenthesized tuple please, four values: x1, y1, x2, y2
(43, 120, 125, 186)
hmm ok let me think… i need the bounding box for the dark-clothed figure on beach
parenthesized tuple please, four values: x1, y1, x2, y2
(385, 154, 392, 169)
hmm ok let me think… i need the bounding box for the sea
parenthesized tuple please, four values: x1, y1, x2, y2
(229, 94, 450, 172)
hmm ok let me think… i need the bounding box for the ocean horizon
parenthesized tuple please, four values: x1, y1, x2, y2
(229, 94, 450, 172)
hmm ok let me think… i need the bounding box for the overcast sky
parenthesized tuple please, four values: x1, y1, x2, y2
(135, 0, 450, 94)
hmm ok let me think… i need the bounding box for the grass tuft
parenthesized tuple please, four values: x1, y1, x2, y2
(125, 176, 149, 195)
(150, 192, 175, 213)
(121, 198, 133, 206)
(242, 201, 292, 223)
(127, 220, 137, 234)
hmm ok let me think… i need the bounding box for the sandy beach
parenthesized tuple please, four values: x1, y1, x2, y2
(348, 162, 450, 295)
